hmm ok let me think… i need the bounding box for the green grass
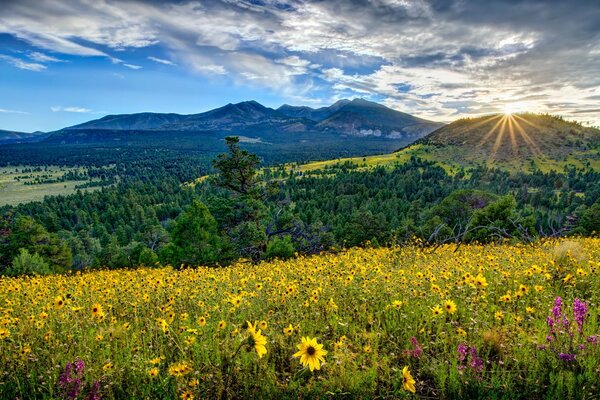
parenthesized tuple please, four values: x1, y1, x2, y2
(0, 166, 103, 206)
(287, 144, 600, 176)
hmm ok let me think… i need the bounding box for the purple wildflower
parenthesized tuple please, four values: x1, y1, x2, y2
(573, 298, 588, 334)
(410, 337, 422, 359)
(469, 346, 484, 374)
(85, 380, 101, 400)
(586, 335, 598, 344)
(457, 343, 468, 362)
(58, 359, 84, 400)
(546, 335, 554, 342)
(558, 353, 576, 362)
(552, 297, 563, 319)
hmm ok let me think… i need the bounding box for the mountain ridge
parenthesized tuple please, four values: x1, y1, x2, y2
(0, 129, 48, 144)
(58, 98, 442, 140)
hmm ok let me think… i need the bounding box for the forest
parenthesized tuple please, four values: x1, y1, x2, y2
(0, 136, 598, 276)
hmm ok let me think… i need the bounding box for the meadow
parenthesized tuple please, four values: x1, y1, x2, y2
(284, 144, 600, 176)
(0, 166, 103, 206)
(0, 239, 598, 399)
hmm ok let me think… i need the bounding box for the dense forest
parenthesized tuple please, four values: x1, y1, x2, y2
(0, 136, 598, 276)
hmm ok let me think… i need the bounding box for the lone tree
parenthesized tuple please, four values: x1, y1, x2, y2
(212, 136, 267, 261)
(213, 136, 261, 196)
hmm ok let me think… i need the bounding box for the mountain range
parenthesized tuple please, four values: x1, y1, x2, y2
(0, 129, 48, 145)
(61, 98, 443, 139)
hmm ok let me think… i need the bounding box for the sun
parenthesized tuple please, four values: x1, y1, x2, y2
(501, 102, 526, 116)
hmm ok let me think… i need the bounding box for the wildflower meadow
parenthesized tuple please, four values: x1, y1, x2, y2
(0, 239, 598, 399)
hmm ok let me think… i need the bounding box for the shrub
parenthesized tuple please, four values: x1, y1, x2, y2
(5, 248, 52, 276)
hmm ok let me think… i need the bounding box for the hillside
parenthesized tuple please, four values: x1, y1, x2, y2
(2, 239, 598, 398)
(291, 113, 600, 173)
(420, 113, 599, 159)
(66, 112, 184, 130)
(0, 129, 47, 144)
(316, 98, 443, 138)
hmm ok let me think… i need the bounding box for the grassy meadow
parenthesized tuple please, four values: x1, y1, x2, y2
(0, 239, 598, 399)
(0, 166, 102, 206)
(287, 144, 600, 176)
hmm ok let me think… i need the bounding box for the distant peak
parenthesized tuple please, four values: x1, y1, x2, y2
(349, 98, 380, 106)
(237, 100, 264, 107)
(330, 99, 351, 107)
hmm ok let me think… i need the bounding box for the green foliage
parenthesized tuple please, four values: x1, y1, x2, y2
(0, 142, 598, 274)
(576, 200, 600, 236)
(160, 200, 228, 267)
(213, 136, 261, 196)
(467, 195, 536, 243)
(0, 215, 71, 274)
(5, 248, 52, 277)
(337, 209, 388, 247)
(265, 235, 295, 260)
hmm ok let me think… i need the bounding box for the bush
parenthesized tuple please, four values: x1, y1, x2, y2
(265, 235, 295, 260)
(5, 248, 52, 277)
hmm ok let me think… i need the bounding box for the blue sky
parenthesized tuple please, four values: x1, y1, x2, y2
(1, 0, 599, 132)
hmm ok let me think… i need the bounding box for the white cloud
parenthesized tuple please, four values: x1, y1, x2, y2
(0, 54, 46, 71)
(0, 108, 29, 114)
(0, 0, 598, 124)
(148, 56, 176, 66)
(51, 106, 92, 113)
(124, 63, 142, 70)
(28, 51, 64, 62)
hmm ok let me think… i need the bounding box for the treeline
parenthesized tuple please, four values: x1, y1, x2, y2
(0, 140, 598, 276)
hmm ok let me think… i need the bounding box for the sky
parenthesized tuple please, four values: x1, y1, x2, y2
(0, 0, 599, 132)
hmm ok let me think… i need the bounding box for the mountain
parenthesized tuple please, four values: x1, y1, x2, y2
(316, 98, 443, 138)
(66, 112, 185, 130)
(160, 101, 311, 132)
(277, 99, 351, 121)
(0, 129, 48, 144)
(61, 99, 442, 140)
(410, 113, 600, 169)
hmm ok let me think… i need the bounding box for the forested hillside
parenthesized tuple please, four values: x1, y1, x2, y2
(1, 138, 598, 275)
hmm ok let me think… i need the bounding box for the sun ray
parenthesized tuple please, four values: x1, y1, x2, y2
(468, 114, 503, 131)
(511, 117, 544, 159)
(513, 114, 544, 131)
(489, 116, 508, 161)
(507, 116, 519, 157)
(477, 114, 506, 148)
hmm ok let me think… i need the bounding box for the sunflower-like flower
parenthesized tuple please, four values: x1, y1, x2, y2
(293, 336, 327, 371)
(283, 324, 294, 336)
(444, 299, 457, 315)
(402, 366, 416, 393)
(91, 303, 104, 320)
(246, 321, 267, 358)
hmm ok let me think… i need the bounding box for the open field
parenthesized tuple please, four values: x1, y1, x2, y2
(290, 144, 600, 175)
(0, 239, 598, 399)
(0, 166, 103, 206)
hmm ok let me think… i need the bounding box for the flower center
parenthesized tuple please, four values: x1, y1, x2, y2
(307, 346, 316, 356)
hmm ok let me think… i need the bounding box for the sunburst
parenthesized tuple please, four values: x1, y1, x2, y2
(477, 112, 544, 163)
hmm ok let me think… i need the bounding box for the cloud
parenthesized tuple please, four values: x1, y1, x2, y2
(28, 51, 65, 63)
(0, 108, 29, 114)
(124, 63, 142, 70)
(0, 54, 46, 71)
(0, 0, 599, 124)
(51, 106, 92, 113)
(148, 56, 177, 66)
